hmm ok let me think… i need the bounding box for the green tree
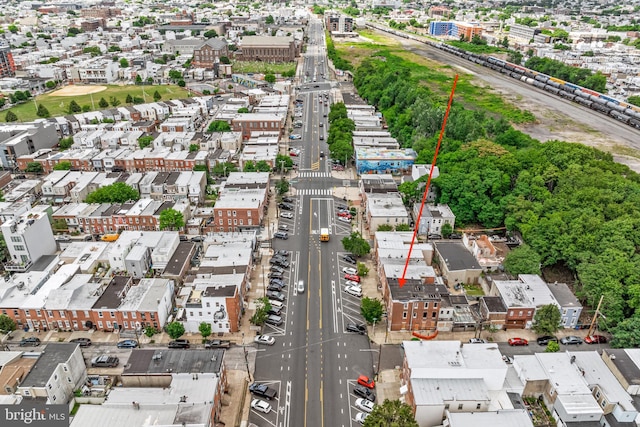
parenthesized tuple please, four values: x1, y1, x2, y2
(628, 95, 640, 107)
(68, 100, 81, 113)
(98, 97, 109, 108)
(532, 304, 561, 336)
(126, 94, 133, 104)
(377, 224, 393, 231)
(545, 341, 560, 352)
(83, 46, 101, 57)
(220, 56, 230, 64)
(7, 24, 18, 34)
(237, 107, 249, 113)
(25, 162, 43, 174)
(53, 161, 71, 170)
(342, 232, 371, 257)
(145, 327, 158, 337)
(120, 58, 129, 68)
(178, 79, 186, 87)
(275, 154, 293, 171)
(85, 182, 139, 203)
(212, 162, 237, 177)
(203, 30, 218, 38)
(275, 177, 289, 195)
(36, 104, 50, 118)
(45, 80, 56, 89)
(360, 297, 384, 324)
(82, 105, 91, 112)
(363, 399, 418, 427)
(243, 161, 257, 172)
(503, 245, 541, 275)
(110, 96, 121, 107)
(189, 143, 199, 152)
(51, 218, 68, 231)
(138, 135, 154, 149)
(166, 321, 185, 339)
(0, 314, 16, 333)
(198, 322, 212, 339)
(153, 90, 161, 101)
(440, 223, 453, 238)
(357, 262, 369, 277)
(265, 15, 275, 24)
(250, 297, 271, 326)
(59, 136, 74, 150)
(207, 120, 231, 132)
(611, 317, 640, 348)
(265, 73, 276, 84)
(5, 110, 17, 122)
(159, 208, 185, 230)
(135, 75, 142, 84)
(256, 160, 272, 172)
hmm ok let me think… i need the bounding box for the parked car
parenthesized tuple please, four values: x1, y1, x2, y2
(346, 323, 367, 334)
(353, 385, 376, 402)
(584, 335, 607, 344)
(342, 267, 358, 275)
(536, 335, 558, 346)
(204, 339, 231, 349)
(69, 338, 92, 347)
(190, 236, 204, 242)
(468, 338, 486, 344)
(270, 265, 285, 274)
(19, 337, 41, 347)
(269, 278, 285, 286)
(344, 274, 360, 282)
(249, 383, 277, 400)
(342, 254, 357, 264)
(278, 225, 289, 232)
(168, 339, 190, 349)
(266, 291, 286, 302)
(338, 216, 351, 223)
(507, 338, 528, 346)
(344, 285, 362, 298)
(274, 231, 289, 240)
(357, 375, 375, 389)
(250, 399, 272, 414)
(345, 280, 360, 287)
(354, 398, 375, 413)
(289, 134, 302, 140)
(91, 355, 119, 368)
(268, 283, 285, 292)
(268, 272, 283, 280)
(337, 211, 352, 219)
(278, 203, 294, 211)
(280, 212, 294, 219)
(265, 315, 283, 326)
(117, 339, 138, 349)
(355, 412, 369, 425)
(281, 198, 294, 204)
(254, 335, 275, 346)
(560, 336, 583, 345)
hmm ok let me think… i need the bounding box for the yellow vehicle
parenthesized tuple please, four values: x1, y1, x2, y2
(101, 234, 120, 242)
(320, 228, 330, 242)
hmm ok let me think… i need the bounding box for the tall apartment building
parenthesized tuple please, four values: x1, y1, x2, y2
(1, 207, 56, 271)
(0, 42, 16, 77)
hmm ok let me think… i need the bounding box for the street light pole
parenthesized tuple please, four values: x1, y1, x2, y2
(242, 332, 251, 381)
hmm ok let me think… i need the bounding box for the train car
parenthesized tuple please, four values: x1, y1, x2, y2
(629, 118, 640, 129)
(546, 86, 560, 95)
(525, 77, 535, 85)
(610, 111, 631, 124)
(575, 97, 593, 107)
(547, 80, 561, 89)
(591, 103, 610, 114)
(575, 88, 590, 99)
(534, 74, 550, 83)
(512, 64, 527, 74)
(601, 95, 619, 105)
(549, 77, 566, 85)
(564, 82, 580, 91)
(533, 81, 546, 89)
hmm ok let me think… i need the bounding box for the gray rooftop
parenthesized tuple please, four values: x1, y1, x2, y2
(122, 349, 224, 375)
(20, 343, 77, 388)
(435, 242, 481, 271)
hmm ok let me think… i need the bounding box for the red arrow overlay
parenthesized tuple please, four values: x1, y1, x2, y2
(399, 74, 459, 288)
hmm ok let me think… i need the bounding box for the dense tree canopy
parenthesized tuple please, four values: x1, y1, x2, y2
(532, 304, 562, 335)
(85, 182, 139, 203)
(525, 56, 607, 93)
(344, 44, 640, 337)
(159, 208, 185, 231)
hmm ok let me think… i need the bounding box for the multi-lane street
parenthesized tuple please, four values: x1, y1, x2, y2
(248, 18, 375, 427)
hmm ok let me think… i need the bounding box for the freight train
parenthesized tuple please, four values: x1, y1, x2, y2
(366, 24, 640, 131)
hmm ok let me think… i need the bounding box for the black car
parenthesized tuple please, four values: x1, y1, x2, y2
(278, 203, 294, 211)
(270, 278, 285, 286)
(191, 236, 205, 242)
(282, 197, 294, 203)
(19, 337, 41, 347)
(69, 338, 92, 347)
(275, 250, 290, 258)
(249, 382, 277, 400)
(536, 335, 559, 346)
(353, 385, 376, 402)
(268, 283, 285, 292)
(342, 254, 357, 264)
(168, 339, 190, 349)
(270, 265, 285, 274)
(346, 323, 366, 334)
(271, 259, 290, 268)
(268, 272, 283, 280)
(266, 290, 286, 301)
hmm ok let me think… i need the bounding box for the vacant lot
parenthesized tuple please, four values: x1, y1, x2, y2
(2, 84, 190, 122)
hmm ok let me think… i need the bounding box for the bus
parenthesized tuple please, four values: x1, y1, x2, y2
(320, 228, 330, 242)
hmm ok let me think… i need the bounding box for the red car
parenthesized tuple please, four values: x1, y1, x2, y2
(337, 211, 352, 219)
(344, 274, 360, 282)
(508, 338, 528, 346)
(584, 335, 607, 344)
(357, 375, 375, 389)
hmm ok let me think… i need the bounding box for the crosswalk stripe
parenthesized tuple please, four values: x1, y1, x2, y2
(298, 172, 331, 178)
(297, 188, 333, 196)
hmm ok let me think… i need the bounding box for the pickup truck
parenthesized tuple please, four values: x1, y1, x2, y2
(91, 355, 119, 368)
(204, 339, 231, 349)
(249, 383, 277, 400)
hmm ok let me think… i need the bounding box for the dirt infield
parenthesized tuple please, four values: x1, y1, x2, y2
(50, 85, 108, 97)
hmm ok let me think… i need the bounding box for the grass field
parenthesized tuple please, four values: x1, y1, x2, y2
(1, 85, 191, 123)
(230, 61, 296, 75)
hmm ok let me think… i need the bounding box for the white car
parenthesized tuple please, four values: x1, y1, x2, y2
(355, 398, 375, 413)
(280, 212, 294, 219)
(342, 267, 358, 275)
(251, 399, 272, 414)
(254, 335, 275, 346)
(355, 412, 369, 424)
(338, 216, 351, 223)
(345, 280, 360, 287)
(344, 285, 362, 298)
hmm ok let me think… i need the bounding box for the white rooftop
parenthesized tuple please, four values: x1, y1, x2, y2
(446, 409, 534, 427)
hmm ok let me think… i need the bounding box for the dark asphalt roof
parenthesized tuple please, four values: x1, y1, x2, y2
(481, 296, 507, 313)
(122, 349, 225, 375)
(387, 278, 448, 302)
(163, 242, 194, 276)
(603, 349, 640, 387)
(435, 242, 481, 271)
(20, 343, 76, 388)
(93, 275, 132, 309)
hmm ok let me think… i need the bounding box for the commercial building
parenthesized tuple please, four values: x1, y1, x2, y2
(238, 36, 299, 62)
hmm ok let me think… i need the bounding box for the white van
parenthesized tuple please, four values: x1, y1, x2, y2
(269, 300, 284, 310)
(297, 280, 305, 293)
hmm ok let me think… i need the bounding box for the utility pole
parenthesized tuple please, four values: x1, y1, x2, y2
(587, 295, 605, 337)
